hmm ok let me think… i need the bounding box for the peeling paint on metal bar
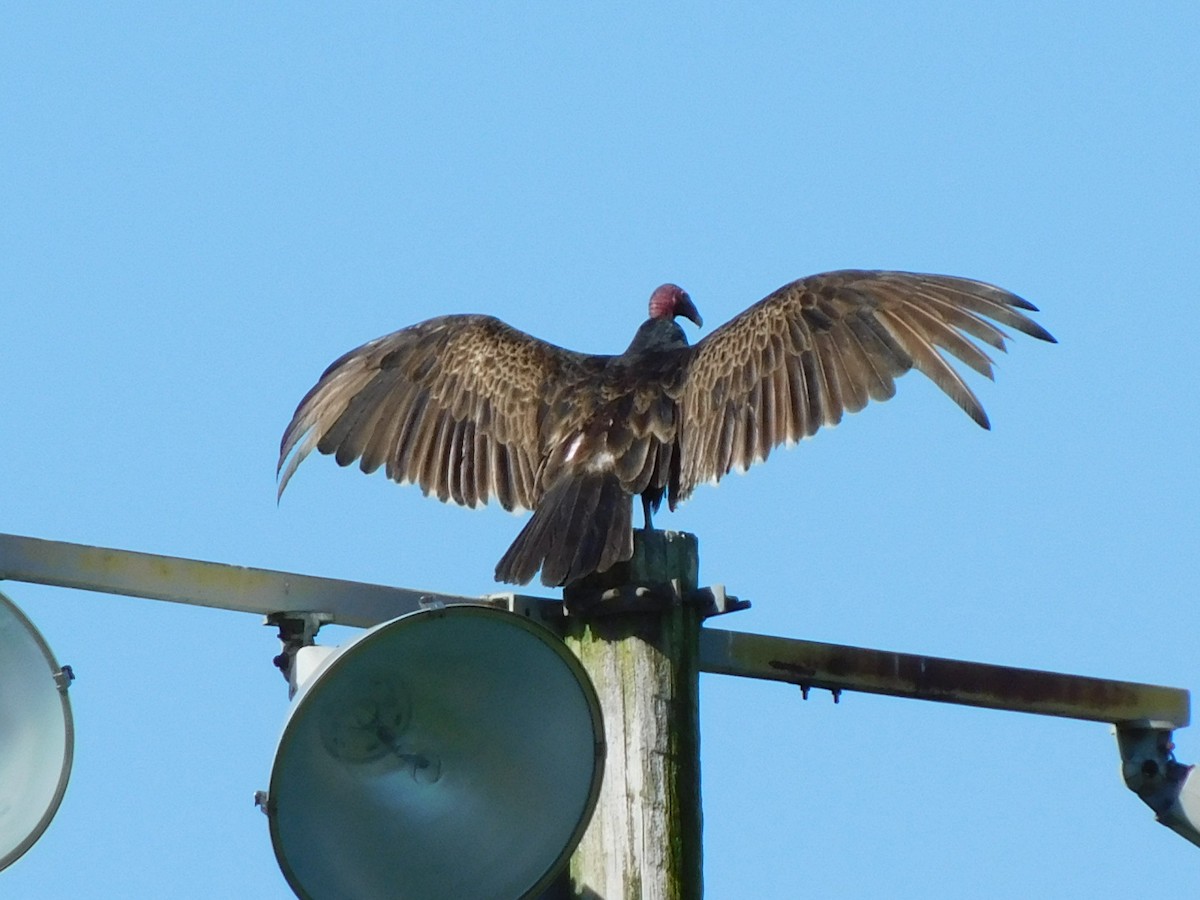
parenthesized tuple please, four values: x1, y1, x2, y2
(699, 627, 1189, 728)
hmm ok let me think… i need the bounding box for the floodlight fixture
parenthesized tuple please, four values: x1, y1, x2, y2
(263, 604, 605, 900)
(0, 590, 74, 871)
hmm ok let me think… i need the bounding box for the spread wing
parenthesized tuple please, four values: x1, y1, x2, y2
(278, 315, 594, 511)
(677, 270, 1055, 497)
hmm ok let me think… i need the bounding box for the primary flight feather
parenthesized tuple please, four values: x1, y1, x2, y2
(278, 270, 1054, 586)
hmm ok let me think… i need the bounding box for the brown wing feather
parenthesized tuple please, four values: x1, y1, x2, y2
(278, 315, 592, 511)
(677, 270, 1055, 497)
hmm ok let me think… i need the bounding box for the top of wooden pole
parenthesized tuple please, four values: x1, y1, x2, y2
(562, 530, 699, 614)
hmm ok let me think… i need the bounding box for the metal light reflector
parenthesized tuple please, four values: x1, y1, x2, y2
(266, 604, 604, 900)
(0, 590, 73, 871)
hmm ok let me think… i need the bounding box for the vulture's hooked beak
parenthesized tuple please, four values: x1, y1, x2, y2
(678, 295, 703, 329)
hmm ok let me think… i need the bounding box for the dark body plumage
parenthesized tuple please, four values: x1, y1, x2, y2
(278, 270, 1054, 586)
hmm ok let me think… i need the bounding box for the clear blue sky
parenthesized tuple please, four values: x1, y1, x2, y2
(3, 4, 1197, 897)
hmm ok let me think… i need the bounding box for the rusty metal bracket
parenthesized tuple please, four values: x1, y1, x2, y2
(698, 627, 1190, 727)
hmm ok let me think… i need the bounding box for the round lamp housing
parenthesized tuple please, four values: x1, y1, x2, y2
(0, 590, 74, 871)
(266, 604, 604, 899)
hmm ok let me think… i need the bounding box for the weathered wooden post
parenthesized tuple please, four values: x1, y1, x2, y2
(559, 530, 703, 900)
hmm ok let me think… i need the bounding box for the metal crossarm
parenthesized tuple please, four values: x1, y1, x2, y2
(0, 533, 469, 629)
(698, 627, 1189, 727)
(699, 626, 1198, 847)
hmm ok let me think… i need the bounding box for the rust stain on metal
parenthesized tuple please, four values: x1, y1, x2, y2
(769, 651, 1141, 709)
(699, 628, 1190, 728)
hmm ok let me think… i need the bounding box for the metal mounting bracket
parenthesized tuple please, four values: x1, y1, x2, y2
(1115, 724, 1200, 847)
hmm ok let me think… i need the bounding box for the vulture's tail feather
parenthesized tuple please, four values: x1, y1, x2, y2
(495, 473, 633, 586)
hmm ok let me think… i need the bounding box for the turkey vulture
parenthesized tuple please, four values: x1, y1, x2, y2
(278, 270, 1054, 587)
